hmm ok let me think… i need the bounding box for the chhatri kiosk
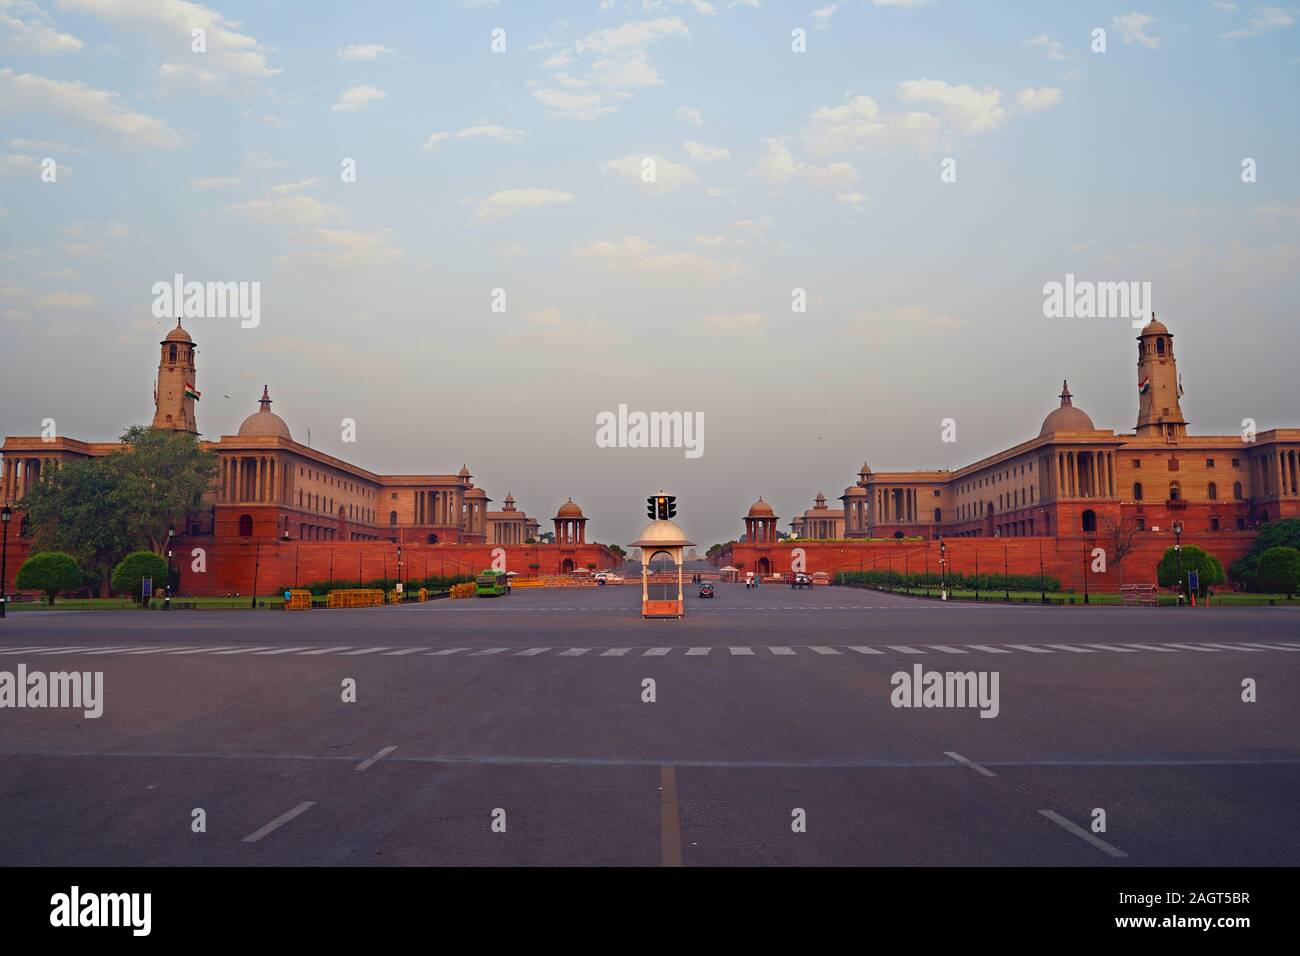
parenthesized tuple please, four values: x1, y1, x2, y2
(630, 518, 695, 619)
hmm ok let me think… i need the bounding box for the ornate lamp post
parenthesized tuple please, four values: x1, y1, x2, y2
(1038, 539, 1046, 604)
(1003, 542, 1010, 603)
(0, 505, 12, 619)
(939, 536, 947, 601)
(250, 540, 261, 610)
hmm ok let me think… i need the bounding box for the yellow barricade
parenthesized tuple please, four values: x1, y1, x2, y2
(450, 582, 476, 599)
(284, 589, 313, 610)
(325, 589, 385, 609)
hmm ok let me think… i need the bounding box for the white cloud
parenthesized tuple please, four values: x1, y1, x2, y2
(36, 290, 97, 309)
(1220, 6, 1294, 40)
(0, 152, 72, 178)
(676, 105, 704, 126)
(7, 137, 84, 153)
(835, 192, 868, 205)
(471, 187, 575, 223)
(223, 194, 345, 225)
(266, 177, 321, 194)
(1014, 86, 1062, 113)
(0, 69, 184, 148)
(1, 0, 83, 54)
(812, 4, 839, 29)
(332, 84, 386, 112)
(531, 87, 618, 121)
(338, 43, 396, 60)
(1113, 12, 1161, 49)
(604, 153, 701, 192)
(275, 228, 404, 271)
(751, 137, 857, 188)
(1023, 34, 1065, 62)
(576, 235, 742, 281)
(57, 0, 280, 90)
(803, 94, 942, 155)
(187, 175, 241, 190)
(683, 140, 730, 162)
(897, 79, 1007, 133)
(423, 124, 524, 151)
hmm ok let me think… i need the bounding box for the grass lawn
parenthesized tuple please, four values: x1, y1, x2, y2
(6, 596, 293, 611)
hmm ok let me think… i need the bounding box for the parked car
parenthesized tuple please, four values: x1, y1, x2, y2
(698, 581, 715, 598)
(791, 573, 813, 589)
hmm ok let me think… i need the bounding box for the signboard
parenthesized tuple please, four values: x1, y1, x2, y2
(395, 582, 404, 593)
(1187, 570, 1199, 593)
(142, 577, 152, 598)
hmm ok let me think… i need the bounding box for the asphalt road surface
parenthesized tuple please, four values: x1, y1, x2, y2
(1, 584, 1297, 866)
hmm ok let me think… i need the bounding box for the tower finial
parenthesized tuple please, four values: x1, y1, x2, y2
(259, 385, 271, 411)
(1059, 380, 1073, 406)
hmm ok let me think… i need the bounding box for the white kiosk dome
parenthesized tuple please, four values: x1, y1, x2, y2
(630, 519, 696, 550)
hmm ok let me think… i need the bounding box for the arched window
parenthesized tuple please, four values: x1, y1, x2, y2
(427, 533, 438, 544)
(1133, 482, 1143, 501)
(1081, 509, 1097, 533)
(1208, 482, 1217, 501)
(169, 344, 178, 363)
(238, 514, 253, 537)
(934, 507, 942, 522)
(1156, 338, 1166, 355)
(389, 510, 398, 525)
(1169, 481, 1181, 501)
(1233, 482, 1243, 500)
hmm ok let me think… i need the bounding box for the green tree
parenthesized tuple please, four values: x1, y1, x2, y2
(1157, 545, 1225, 598)
(105, 425, 218, 554)
(111, 550, 168, 605)
(1254, 546, 1300, 598)
(15, 552, 84, 605)
(20, 457, 134, 595)
(1231, 518, 1300, 589)
(606, 544, 626, 560)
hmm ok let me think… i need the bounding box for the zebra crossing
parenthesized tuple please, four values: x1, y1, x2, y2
(431, 604, 984, 612)
(1, 640, 1297, 660)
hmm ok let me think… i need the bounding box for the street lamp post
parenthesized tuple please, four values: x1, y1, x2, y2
(925, 551, 930, 598)
(397, 545, 403, 601)
(1173, 520, 1184, 607)
(1082, 547, 1090, 604)
(1038, 539, 1046, 604)
(974, 550, 980, 602)
(165, 525, 175, 611)
(250, 541, 261, 610)
(0, 505, 12, 619)
(1003, 543, 1010, 603)
(939, 537, 947, 601)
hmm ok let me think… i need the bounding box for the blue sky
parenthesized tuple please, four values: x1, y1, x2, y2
(2, 0, 1297, 547)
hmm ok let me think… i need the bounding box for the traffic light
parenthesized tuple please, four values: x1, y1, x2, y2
(646, 494, 677, 520)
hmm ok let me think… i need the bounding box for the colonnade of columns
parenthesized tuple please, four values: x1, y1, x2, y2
(555, 518, 586, 544)
(414, 488, 468, 527)
(1254, 448, 1300, 498)
(1, 456, 60, 502)
(1054, 450, 1117, 499)
(219, 455, 287, 504)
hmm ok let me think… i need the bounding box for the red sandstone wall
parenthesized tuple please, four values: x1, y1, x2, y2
(725, 533, 1256, 592)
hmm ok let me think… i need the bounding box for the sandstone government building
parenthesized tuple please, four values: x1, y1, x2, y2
(1, 321, 614, 594)
(724, 315, 1299, 589)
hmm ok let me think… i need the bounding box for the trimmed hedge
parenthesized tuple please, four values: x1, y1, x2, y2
(110, 550, 168, 604)
(835, 569, 1061, 593)
(15, 551, 84, 605)
(274, 574, 472, 597)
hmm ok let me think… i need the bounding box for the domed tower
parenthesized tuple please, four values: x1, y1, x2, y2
(1135, 314, 1187, 440)
(554, 498, 587, 544)
(151, 319, 199, 434)
(744, 497, 779, 544)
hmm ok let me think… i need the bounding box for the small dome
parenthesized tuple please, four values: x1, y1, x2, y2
(557, 498, 584, 518)
(814, 493, 827, 509)
(1039, 380, 1096, 436)
(237, 385, 292, 440)
(1140, 313, 1169, 335)
(163, 320, 192, 344)
(457, 464, 472, 478)
(747, 497, 774, 517)
(630, 519, 696, 549)
(859, 462, 872, 475)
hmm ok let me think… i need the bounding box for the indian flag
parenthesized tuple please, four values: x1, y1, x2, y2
(184, 383, 201, 402)
(1138, 378, 1150, 394)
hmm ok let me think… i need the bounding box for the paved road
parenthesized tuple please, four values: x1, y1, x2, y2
(0, 584, 1297, 866)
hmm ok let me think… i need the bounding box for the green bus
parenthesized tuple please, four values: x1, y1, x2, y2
(475, 569, 510, 597)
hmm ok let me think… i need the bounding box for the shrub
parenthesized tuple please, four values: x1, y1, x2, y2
(1156, 545, 1225, 597)
(15, 551, 83, 605)
(111, 550, 168, 604)
(1254, 546, 1300, 598)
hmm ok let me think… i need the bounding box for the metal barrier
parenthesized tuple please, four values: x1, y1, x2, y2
(284, 589, 312, 610)
(325, 589, 385, 609)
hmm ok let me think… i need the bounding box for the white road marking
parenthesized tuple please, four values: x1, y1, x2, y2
(122, 646, 192, 655)
(82, 646, 157, 655)
(167, 645, 238, 655)
(686, 647, 712, 656)
(298, 646, 354, 656)
(601, 648, 632, 656)
(769, 647, 796, 656)
(355, 745, 398, 771)
(559, 648, 590, 656)
(847, 646, 884, 655)
(1162, 643, 1221, 652)
(888, 645, 925, 654)
(211, 646, 275, 655)
(2, 646, 95, 655)
(472, 648, 510, 656)
(1038, 809, 1129, 858)
(944, 751, 997, 777)
(967, 645, 1010, 654)
(1006, 644, 1053, 654)
(643, 647, 671, 656)
(0, 646, 60, 655)
(1126, 644, 1180, 653)
(729, 647, 754, 656)
(427, 648, 469, 656)
(242, 801, 316, 843)
(251, 646, 314, 655)
(1044, 644, 1094, 653)
(1243, 643, 1300, 651)
(1201, 643, 1264, 652)
(514, 648, 551, 656)
(382, 647, 429, 656)
(810, 646, 842, 655)
(341, 647, 391, 656)
(928, 645, 969, 654)
(1083, 644, 1138, 653)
